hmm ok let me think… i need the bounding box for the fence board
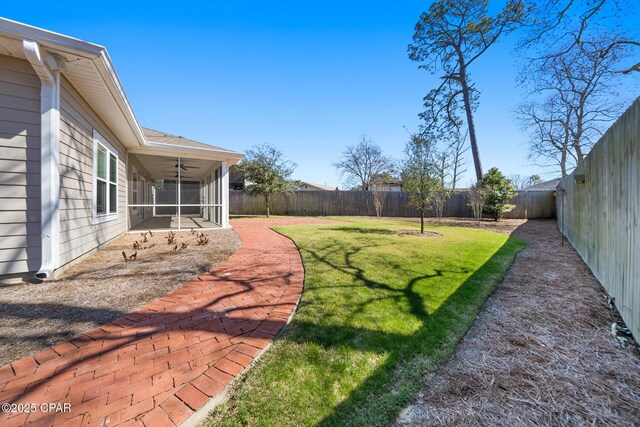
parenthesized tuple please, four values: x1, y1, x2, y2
(230, 189, 556, 219)
(557, 97, 640, 340)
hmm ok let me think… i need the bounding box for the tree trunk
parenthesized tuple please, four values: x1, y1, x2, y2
(265, 195, 270, 218)
(420, 209, 425, 234)
(560, 148, 567, 177)
(459, 65, 483, 182)
(573, 133, 584, 163)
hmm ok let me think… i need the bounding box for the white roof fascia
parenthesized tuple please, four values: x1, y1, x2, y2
(0, 17, 103, 58)
(129, 142, 244, 164)
(92, 50, 146, 147)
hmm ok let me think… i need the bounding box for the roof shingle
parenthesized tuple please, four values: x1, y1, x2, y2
(142, 127, 241, 155)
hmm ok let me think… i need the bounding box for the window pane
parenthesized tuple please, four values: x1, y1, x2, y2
(96, 180, 106, 215)
(97, 145, 107, 179)
(109, 183, 117, 213)
(109, 154, 117, 183)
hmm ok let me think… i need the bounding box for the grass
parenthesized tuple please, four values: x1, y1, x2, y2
(204, 217, 526, 426)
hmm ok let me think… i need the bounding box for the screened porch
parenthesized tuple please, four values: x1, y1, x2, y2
(127, 153, 225, 231)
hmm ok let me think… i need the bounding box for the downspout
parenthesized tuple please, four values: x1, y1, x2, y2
(23, 39, 66, 279)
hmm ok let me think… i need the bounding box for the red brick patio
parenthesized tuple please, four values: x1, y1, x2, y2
(0, 218, 331, 426)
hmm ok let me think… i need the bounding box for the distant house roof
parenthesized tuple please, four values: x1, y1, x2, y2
(521, 178, 561, 190)
(142, 128, 241, 155)
(297, 182, 335, 191)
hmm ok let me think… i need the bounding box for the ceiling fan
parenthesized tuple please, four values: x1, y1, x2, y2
(173, 173, 194, 179)
(174, 162, 200, 171)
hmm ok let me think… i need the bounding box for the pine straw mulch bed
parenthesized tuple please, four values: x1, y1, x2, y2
(395, 230, 442, 238)
(0, 229, 241, 366)
(393, 218, 640, 426)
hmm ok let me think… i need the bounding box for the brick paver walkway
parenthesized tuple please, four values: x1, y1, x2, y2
(0, 218, 331, 426)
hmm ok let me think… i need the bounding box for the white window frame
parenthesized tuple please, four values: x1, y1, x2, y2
(93, 130, 119, 224)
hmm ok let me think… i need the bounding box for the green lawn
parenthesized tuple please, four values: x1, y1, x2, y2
(204, 217, 525, 427)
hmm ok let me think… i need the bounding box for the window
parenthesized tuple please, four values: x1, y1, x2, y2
(93, 130, 118, 223)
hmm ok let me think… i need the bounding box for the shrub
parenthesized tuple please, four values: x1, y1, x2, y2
(481, 167, 516, 221)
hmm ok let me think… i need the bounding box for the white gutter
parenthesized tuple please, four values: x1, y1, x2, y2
(129, 141, 244, 164)
(23, 39, 66, 279)
(0, 18, 103, 58)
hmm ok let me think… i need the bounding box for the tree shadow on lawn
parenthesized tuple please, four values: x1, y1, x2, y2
(277, 230, 526, 426)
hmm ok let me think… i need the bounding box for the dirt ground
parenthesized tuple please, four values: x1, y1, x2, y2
(394, 218, 640, 426)
(0, 229, 241, 366)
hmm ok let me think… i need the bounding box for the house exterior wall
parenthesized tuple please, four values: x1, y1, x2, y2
(58, 75, 128, 267)
(0, 54, 41, 276)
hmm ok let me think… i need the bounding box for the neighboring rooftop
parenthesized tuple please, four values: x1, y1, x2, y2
(521, 178, 561, 191)
(142, 127, 241, 155)
(297, 182, 336, 191)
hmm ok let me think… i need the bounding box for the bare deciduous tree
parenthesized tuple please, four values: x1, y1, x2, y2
(517, 0, 640, 176)
(509, 173, 543, 189)
(370, 177, 388, 219)
(466, 184, 487, 221)
(334, 134, 395, 190)
(431, 187, 451, 221)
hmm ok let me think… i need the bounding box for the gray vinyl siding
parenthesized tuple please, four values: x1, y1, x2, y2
(58, 75, 127, 267)
(0, 54, 41, 276)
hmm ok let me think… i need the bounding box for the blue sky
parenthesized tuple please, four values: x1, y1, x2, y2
(3, 1, 638, 187)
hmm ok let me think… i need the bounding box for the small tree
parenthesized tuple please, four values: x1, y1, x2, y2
(401, 135, 439, 233)
(371, 188, 387, 218)
(481, 167, 517, 221)
(370, 175, 387, 218)
(432, 185, 451, 221)
(235, 143, 299, 217)
(369, 172, 400, 218)
(466, 183, 487, 221)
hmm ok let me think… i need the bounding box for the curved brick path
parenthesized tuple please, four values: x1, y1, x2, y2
(0, 218, 331, 426)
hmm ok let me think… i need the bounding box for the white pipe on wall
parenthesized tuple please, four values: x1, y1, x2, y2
(23, 39, 66, 279)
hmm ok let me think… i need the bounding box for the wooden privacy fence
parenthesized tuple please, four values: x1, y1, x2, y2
(557, 97, 640, 340)
(230, 189, 556, 219)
